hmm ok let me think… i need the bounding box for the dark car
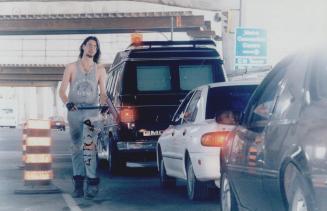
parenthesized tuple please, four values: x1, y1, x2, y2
(220, 49, 327, 211)
(97, 40, 226, 174)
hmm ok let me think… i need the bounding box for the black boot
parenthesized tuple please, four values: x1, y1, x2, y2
(72, 175, 84, 198)
(85, 177, 100, 199)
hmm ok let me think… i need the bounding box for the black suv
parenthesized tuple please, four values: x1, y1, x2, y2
(98, 40, 226, 174)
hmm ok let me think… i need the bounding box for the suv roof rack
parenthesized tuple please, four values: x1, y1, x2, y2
(127, 39, 216, 49)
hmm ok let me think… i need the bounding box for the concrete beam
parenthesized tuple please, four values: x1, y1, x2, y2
(0, 0, 240, 11)
(0, 81, 59, 87)
(0, 74, 63, 81)
(0, 65, 64, 82)
(187, 30, 215, 39)
(0, 64, 110, 74)
(0, 64, 111, 86)
(0, 65, 65, 75)
(0, 13, 205, 35)
(134, 0, 240, 11)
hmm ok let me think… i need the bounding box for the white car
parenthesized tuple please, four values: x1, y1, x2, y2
(156, 81, 259, 200)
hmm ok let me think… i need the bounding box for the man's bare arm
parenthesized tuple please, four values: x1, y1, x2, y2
(59, 64, 73, 105)
(98, 66, 109, 105)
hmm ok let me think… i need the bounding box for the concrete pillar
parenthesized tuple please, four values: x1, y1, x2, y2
(36, 87, 42, 119)
(222, 32, 235, 73)
(51, 83, 59, 116)
(56, 81, 68, 122)
(17, 87, 26, 124)
(25, 87, 37, 120)
(221, 9, 240, 73)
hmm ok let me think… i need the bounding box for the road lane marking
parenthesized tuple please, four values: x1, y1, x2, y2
(62, 193, 82, 211)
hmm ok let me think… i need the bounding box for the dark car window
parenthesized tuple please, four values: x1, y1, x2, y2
(315, 66, 327, 99)
(179, 65, 213, 90)
(248, 84, 280, 129)
(309, 52, 327, 101)
(106, 71, 112, 91)
(272, 83, 294, 120)
(113, 66, 124, 96)
(106, 70, 115, 97)
(183, 90, 202, 123)
(136, 65, 171, 91)
(172, 91, 194, 125)
(206, 85, 257, 120)
(108, 70, 119, 97)
(243, 65, 288, 130)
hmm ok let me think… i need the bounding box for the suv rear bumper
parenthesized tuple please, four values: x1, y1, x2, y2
(116, 140, 157, 151)
(116, 140, 157, 161)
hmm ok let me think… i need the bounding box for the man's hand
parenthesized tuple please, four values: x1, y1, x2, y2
(66, 102, 77, 111)
(99, 94, 109, 106)
(100, 105, 110, 114)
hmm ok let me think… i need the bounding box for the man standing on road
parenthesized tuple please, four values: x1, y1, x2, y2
(59, 36, 108, 199)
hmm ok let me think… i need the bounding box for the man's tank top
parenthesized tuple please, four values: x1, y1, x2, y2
(68, 61, 99, 105)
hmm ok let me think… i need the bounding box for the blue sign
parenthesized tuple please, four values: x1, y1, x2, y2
(235, 28, 267, 67)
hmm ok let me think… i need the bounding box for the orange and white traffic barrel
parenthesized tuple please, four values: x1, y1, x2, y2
(15, 119, 61, 194)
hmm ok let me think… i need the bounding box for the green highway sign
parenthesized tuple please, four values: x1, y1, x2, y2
(235, 28, 267, 67)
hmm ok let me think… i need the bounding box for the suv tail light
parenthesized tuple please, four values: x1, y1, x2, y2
(119, 107, 137, 123)
(201, 131, 231, 147)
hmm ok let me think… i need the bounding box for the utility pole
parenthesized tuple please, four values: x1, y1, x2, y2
(171, 16, 174, 41)
(239, 0, 243, 27)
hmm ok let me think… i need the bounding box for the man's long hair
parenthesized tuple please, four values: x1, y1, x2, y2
(79, 36, 101, 63)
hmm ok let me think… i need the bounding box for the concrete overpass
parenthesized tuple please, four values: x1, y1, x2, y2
(0, 11, 218, 85)
(0, 1, 239, 81)
(0, 0, 240, 11)
(0, 1, 235, 120)
(0, 11, 216, 38)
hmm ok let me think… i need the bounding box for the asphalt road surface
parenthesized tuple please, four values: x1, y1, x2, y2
(0, 127, 221, 211)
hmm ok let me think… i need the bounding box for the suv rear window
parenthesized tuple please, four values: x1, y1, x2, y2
(205, 85, 257, 119)
(179, 64, 213, 90)
(136, 65, 171, 91)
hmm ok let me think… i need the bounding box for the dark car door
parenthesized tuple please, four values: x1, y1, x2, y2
(260, 52, 327, 211)
(228, 68, 286, 211)
(297, 52, 327, 211)
(260, 55, 308, 211)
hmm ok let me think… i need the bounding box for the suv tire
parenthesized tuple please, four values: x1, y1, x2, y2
(107, 138, 124, 175)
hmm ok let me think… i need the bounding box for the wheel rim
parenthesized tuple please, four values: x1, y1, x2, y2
(97, 140, 104, 159)
(187, 163, 195, 198)
(221, 175, 231, 211)
(292, 188, 307, 211)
